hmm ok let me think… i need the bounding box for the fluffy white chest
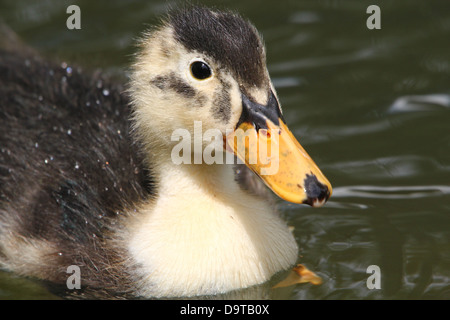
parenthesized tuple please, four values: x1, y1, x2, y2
(126, 163, 298, 297)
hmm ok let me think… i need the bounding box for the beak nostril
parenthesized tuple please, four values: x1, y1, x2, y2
(259, 129, 271, 138)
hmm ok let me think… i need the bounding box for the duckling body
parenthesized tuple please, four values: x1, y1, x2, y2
(0, 48, 150, 292)
(0, 6, 331, 298)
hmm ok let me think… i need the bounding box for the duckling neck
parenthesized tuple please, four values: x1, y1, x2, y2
(126, 158, 298, 298)
(157, 160, 241, 202)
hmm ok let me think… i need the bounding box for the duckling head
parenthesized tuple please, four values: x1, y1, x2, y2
(129, 6, 331, 207)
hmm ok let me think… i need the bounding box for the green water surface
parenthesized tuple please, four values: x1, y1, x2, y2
(0, 0, 449, 300)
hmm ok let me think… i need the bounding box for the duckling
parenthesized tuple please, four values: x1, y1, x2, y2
(0, 6, 331, 298)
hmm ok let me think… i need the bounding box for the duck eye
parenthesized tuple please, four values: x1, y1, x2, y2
(190, 61, 212, 80)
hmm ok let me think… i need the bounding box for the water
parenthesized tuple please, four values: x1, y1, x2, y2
(0, 0, 449, 299)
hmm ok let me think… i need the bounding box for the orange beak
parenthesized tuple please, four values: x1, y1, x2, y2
(226, 91, 331, 207)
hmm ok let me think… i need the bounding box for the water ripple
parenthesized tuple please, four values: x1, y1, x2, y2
(328, 155, 450, 178)
(270, 47, 377, 72)
(332, 185, 450, 200)
(389, 94, 450, 113)
(293, 120, 391, 143)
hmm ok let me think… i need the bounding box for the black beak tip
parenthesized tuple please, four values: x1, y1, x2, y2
(302, 173, 330, 207)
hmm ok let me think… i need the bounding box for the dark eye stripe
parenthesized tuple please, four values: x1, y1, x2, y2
(151, 72, 196, 98)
